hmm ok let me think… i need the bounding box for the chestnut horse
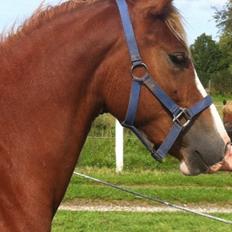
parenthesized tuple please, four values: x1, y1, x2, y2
(0, 0, 232, 231)
(223, 100, 232, 139)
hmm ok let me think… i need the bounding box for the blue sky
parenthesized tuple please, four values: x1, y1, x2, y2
(0, 0, 228, 44)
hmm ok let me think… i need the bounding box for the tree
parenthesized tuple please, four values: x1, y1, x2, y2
(214, 0, 232, 75)
(190, 33, 224, 87)
(214, 0, 232, 36)
(213, 0, 232, 94)
(190, 1, 232, 94)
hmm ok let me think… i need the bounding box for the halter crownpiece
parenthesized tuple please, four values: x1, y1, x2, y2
(115, 0, 212, 162)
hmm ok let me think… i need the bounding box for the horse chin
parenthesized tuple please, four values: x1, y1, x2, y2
(180, 144, 232, 175)
(179, 161, 192, 176)
(179, 161, 204, 176)
(178, 149, 208, 176)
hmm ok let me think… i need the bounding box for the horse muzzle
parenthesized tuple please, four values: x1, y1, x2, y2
(179, 140, 232, 176)
(182, 143, 232, 174)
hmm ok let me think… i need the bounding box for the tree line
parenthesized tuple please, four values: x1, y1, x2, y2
(190, 0, 232, 95)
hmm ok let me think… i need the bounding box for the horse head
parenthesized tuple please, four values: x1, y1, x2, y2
(223, 100, 232, 140)
(102, 0, 232, 175)
(1, 1, 232, 228)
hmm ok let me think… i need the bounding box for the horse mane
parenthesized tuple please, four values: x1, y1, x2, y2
(1, 0, 98, 43)
(21, 0, 98, 33)
(1, 0, 187, 46)
(165, 6, 187, 45)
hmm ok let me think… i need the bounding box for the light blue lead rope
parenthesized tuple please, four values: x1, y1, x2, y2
(74, 172, 232, 225)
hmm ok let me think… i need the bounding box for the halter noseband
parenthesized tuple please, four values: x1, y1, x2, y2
(115, 0, 212, 162)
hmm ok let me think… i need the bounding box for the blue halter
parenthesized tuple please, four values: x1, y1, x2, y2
(115, 0, 212, 162)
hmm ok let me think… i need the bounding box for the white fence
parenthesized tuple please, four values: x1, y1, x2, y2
(115, 120, 124, 173)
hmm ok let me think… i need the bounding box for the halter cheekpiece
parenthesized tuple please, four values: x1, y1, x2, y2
(115, 0, 212, 162)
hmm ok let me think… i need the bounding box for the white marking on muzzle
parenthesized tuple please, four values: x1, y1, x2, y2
(180, 161, 191, 175)
(194, 70, 230, 144)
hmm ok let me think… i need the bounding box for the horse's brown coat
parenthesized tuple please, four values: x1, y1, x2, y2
(223, 101, 232, 139)
(0, 0, 231, 231)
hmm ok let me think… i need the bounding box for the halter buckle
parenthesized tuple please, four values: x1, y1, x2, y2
(173, 108, 191, 128)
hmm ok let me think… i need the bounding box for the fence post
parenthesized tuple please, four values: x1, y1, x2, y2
(208, 79, 212, 94)
(115, 120, 124, 173)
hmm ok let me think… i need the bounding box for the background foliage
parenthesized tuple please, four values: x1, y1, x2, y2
(191, 0, 232, 95)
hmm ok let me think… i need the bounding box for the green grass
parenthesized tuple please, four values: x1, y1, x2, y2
(52, 96, 232, 231)
(52, 211, 232, 232)
(72, 168, 232, 187)
(72, 97, 231, 205)
(78, 136, 179, 170)
(63, 168, 232, 205)
(65, 183, 232, 204)
(78, 96, 228, 171)
(212, 94, 232, 103)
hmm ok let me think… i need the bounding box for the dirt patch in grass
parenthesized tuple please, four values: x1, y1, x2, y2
(60, 199, 232, 213)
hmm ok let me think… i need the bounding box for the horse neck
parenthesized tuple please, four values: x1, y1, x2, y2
(0, 1, 119, 145)
(0, 1, 120, 221)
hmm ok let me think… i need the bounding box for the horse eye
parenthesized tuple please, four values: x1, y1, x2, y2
(169, 53, 188, 67)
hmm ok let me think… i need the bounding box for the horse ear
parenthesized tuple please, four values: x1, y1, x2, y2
(141, 0, 173, 16)
(133, 0, 172, 15)
(153, 0, 172, 15)
(223, 100, 227, 105)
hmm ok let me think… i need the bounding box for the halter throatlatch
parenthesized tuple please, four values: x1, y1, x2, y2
(115, 0, 212, 162)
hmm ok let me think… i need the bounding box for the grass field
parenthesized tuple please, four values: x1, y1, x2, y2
(64, 168, 232, 205)
(52, 211, 232, 232)
(51, 167, 232, 231)
(52, 96, 232, 231)
(78, 96, 229, 170)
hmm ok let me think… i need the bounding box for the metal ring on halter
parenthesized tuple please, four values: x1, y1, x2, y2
(131, 62, 149, 82)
